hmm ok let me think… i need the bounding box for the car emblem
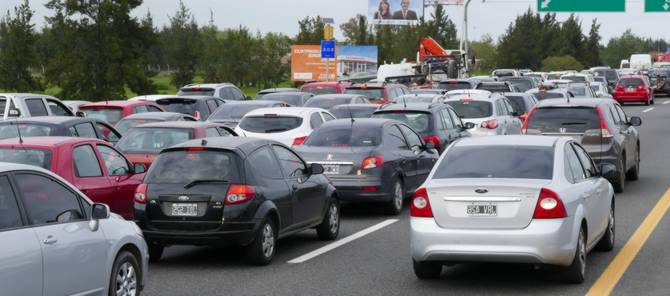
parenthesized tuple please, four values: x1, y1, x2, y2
(327, 154, 333, 161)
(178, 195, 190, 201)
(475, 188, 488, 194)
(559, 127, 567, 133)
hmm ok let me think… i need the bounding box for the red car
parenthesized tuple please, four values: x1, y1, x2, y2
(79, 100, 165, 125)
(300, 81, 351, 95)
(0, 137, 145, 219)
(613, 75, 655, 105)
(344, 82, 410, 104)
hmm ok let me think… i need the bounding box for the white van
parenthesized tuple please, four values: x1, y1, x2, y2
(629, 54, 652, 70)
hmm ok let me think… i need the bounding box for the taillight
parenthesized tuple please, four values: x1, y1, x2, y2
(410, 188, 433, 217)
(615, 85, 624, 92)
(422, 135, 441, 150)
(134, 184, 147, 204)
(521, 106, 536, 134)
(225, 184, 256, 205)
(595, 106, 613, 138)
(532, 188, 567, 219)
(480, 119, 498, 129)
(361, 156, 384, 169)
(193, 111, 201, 120)
(292, 136, 307, 146)
(518, 112, 528, 122)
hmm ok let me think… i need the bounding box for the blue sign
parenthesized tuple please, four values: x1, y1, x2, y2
(321, 41, 336, 59)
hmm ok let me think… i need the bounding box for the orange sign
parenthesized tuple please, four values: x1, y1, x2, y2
(291, 45, 337, 82)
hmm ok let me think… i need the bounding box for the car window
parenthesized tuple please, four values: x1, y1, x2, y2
(46, 99, 72, 116)
(440, 109, 454, 129)
(613, 104, 628, 124)
(526, 107, 599, 134)
(248, 146, 283, 180)
(133, 105, 149, 113)
(97, 145, 130, 176)
(147, 105, 162, 112)
(564, 144, 585, 183)
(232, 89, 245, 100)
(310, 112, 324, 129)
(447, 108, 464, 128)
(397, 124, 423, 149)
(272, 145, 306, 179)
(205, 127, 221, 137)
(14, 173, 84, 225)
(322, 112, 336, 121)
(304, 125, 381, 147)
(0, 176, 22, 230)
(503, 99, 515, 115)
(434, 146, 554, 179)
(217, 127, 233, 136)
(95, 122, 120, 143)
(147, 150, 240, 184)
(607, 105, 622, 125)
(0, 148, 52, 169)
(218, 88, 230, 100)
(572, 144, 597, 178)
(25, 98, 49, 116)
(383, 125, 409, 150)
(445, 100, 493, 118)
(73, 145, 103, 177)
(239, 116, 303, 133)
(206, 100, 219, 113)
(75, 123, 98, 139)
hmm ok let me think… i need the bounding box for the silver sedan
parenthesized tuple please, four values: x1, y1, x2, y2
(410, 136, 615, 283)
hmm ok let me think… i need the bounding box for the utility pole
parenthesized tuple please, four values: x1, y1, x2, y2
(461, 0, 473, 77)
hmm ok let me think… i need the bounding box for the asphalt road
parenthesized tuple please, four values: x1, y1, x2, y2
(144, 98, 670, 296)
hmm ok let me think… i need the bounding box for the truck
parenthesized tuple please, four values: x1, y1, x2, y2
(629, 54, 652, 71)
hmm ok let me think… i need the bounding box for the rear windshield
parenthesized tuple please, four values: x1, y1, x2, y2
(434, 145, 554, 179)
(0, 148, 52, 169)
(80, 107, 123, 124)
(177, 88, 215, 97)
(344, 89, 384, 100)
(527, 107, 599, 134)
(264, 95, 302, 106)
(546, 74, 561, 80)
(477, 84, 510, 93)
(445, 100, 493, 118)
(238, 116, 303, 133)
(563, 76, 586, 83)
(146, 150, 240, 184)
(618, 79, 643, 88)
(530, 91, 565, 100)
(394, 95, 437, 104)
(505, 96, 530, 113)
(503, 80, 533, 92)
(0, 123, 54, 139)
(209, 104, 267, 121)
(569, 85, 589, 96)
(438, 82, 471, 91)
(114, 118, 161, 134)
(595, 70, 618, 82)
(331, 107, 376, 119)
(372, 112, 432, 133)
(157, 98, 200, 116)
(493, 71, 515, 77)
(303, 86, 337, 95)
(304, 126, 381, 147)
(304, 97, 352, 110)
(116, 128, 192, 153)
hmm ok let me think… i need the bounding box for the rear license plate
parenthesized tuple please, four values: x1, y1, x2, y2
(466, 203, 497, 216)
(322, 164, 340, 175)
(626, 88, 635, 92)
(171, 203, 198, 216)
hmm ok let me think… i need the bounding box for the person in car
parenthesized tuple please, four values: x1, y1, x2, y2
(392, 0, 418, 20)
(374, 0, 392, 19)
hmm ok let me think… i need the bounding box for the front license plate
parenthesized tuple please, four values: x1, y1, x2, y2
(322, 164, 340, 175)
(466, 203, 497, 216)
(171, 203, 198, 216)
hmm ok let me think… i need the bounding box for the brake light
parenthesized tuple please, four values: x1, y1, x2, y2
(521, 107, 536, 134)
(410, 188, 433, 217)
(532, 188, 567, 219)
(292, 136, 307, 146)
(361, 156, 384, 169)
(480, 119, 498, 129)
(134, 184, 148, 204)
(595, 106, 613, 138)
(615, 85, 624, 92)
(225, 184, 256, 205)
(519, 112, 528, 122)
(422, 135, 441, 150)
(193, 111, 201, 120)
(185, 147, 205, 151)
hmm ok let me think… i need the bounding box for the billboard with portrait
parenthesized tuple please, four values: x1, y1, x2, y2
(368, 0, 424, 25)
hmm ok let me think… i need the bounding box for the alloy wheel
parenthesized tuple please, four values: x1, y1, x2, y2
(262, 223, 275, 258)
(328, 203, 339, 234)
(115, 262, 137, 296)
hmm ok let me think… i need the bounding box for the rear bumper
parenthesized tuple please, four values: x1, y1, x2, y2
(613, 94, 648, 102)
(135, 219, 260, 246)
(410, 217, 578, 266)
(327, 175, 392, 202)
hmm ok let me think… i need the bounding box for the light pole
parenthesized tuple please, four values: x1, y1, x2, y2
(460, 0, 473, 77)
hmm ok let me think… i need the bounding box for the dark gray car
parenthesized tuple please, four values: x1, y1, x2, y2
(261, 92, 313, 106)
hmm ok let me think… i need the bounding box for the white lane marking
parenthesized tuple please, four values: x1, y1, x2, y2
(642, 107, 654, 113)
(287, 219, 399, 264)
(664, 100, 670, 105)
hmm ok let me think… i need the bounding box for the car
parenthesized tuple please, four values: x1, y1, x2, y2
(155, 95, 226, 120)
(437, 80, 476, 92)
(255, 88, 300, 100)
(177, 83, 248, 101)
(304, 94, 370, 111)
(526, 88, 574, 101)
(392, 94, 444, 104)
(344, 82, 410, 104)
(561, 73, 594, 84)
(546, 71, 566, 80)
(134, 137, 340, 265)
(443, 92, 523, 137)
(114, 111, 197, 134)
(0, 137, 146, 219)
(498, 76, 539, 92)
(300, 81, 352, 95)
(569, 83, 597, 98)
(0, 116, 122, 144)
(372, 103, 472, 153)
(410, 88, 447, 95)
(523, 98, 642, 193)
(62, 100, 91, 113)
(116, 121, 236, 169)
(0, 163, 148, 296)
(491, 69, 520, 77)
(475, 81, 520, 93)
(127, 94, 181, 102)
(294, 118, 439, 215)
(522, 72, 547, 81)
(545, 79, 573, 89)
(207, 100, 289, 128)
(330, 104, 380, 119)
(234, 107, 336, 147)
(647, 67, 670, 97)
(410, 135, 615, 283)
(592, 68, 619, 89)
(79, 100, 164, 125)
(1, 93, 78, 120)
(501, 92, 538, 122)
(590, 82, 614, 99)
(613, 75, 655, 105)
(261, 92, 313, 107)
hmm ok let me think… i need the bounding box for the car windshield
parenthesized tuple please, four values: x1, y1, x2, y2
(438, 82, 471, 91)
(177, 88, 215, 97)
(445, 100, 493, 118)
(344, 89, 384, 100)
(435, 145, 554, 179)
(303, 87, 337, 95)
(264, 95, 302, 106)
(116, 127, 192, 153)
(238, 116, 303, 133)
(81, 107, 123, 125)
(157, 98, 199, 116)
(527, 107, 600, 134)
(477, 84, 510, 93)
(331, 107, 376, 119)
(0, 148, 52, 169)
(209, 104, 267, 121)
(146, 150, 240, 184)
(304, 97, 352, 110)
(648, 69, 669, 77)
(114, 118, 161, 134)
(530, 91, 565, 100)
(372, 112, 432, 132)
(619, 79, 643, 88)
(0, 123, 54, 139)
(504, 96, 529, 113)
(304, 126, 381, 147)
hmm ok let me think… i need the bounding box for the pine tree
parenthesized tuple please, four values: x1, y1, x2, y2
(163, 0, 201, 88)
(0, 0, 41, 92)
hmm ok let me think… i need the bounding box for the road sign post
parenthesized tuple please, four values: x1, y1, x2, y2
(645, 0, 670, 12)
(538, 0, 625, 12)
(321, 40, 336, 81)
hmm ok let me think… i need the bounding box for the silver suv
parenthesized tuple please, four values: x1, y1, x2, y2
(0, 93, 78, 120)
(444, 90, 523, 137)
(178, 83, 249, 101)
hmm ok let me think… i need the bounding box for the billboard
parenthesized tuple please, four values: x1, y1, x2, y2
(291, 45, 337, 82)
(337, 46, 378, 77)
(425, 0, 464, 4)
(369, 0, 424, 25)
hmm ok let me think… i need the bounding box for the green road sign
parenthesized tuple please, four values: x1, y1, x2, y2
(646, 0, 670, 12)
(537, 0, 625, 12)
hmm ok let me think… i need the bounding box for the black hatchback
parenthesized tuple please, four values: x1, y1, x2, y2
(134, 137, 340, 265)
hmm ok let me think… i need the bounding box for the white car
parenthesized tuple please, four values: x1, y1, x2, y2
(561, 73, 594, 84)
(128, 94, 180, 102)
(234, 107, 336, 146)
(443, 92, 522, 137)
(410, 136, 615, 283)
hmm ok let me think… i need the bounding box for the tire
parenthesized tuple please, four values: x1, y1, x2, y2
(246, 218, 276, 266)
(316, 201, 340, 240)
(109, 251, 141, 296)
(666, 90, 670, 98)
(413, 259, 442, 279)
(563, 227, 586, 284)
(612, 158, 625, 193)
(147, 243, 163, 263)
(386, 179, 404, 215)
(644, 97, 650, 106)
(596, 203, 615, 252)
(626, 148, 640, 181)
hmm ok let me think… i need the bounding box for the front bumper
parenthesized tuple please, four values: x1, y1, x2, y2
(410, 217, 578, 266)
(327, 175, 392, 202)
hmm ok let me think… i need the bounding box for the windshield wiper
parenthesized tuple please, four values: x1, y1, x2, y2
(264, 128, 288, 133)
(184, 179, 229, 189)
(561, 122, 587, 126)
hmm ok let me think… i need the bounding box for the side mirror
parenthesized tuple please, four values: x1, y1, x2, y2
(75, 111, 86, 117)
(91, 203, 110, 220)
(511, 111, 521, 117)
(424, 141, 436, 150)
(599, 163, 618, 183)
(629, 116, 642, 127)
(8, 108, 20, 117)
(309, 163, 324, 175)
(133, 163, 146, 174)
(463, 122, 476, 130)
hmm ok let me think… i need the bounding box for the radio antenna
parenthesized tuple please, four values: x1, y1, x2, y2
(11, 120, 23, 144)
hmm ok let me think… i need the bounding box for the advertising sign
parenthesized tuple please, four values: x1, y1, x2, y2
(369, 0, 424, 25)
(291, 45, 336, 82)
(337, 46, 378, 77)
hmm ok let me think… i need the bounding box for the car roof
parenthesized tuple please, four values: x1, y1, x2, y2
(181, 83, 234, 89)
(80, 100, 153, 108)
(502, 92, 533, 97)
(331, 104, 380, 109)
(445, 89, 492, 96)
(244, 107, 325, 117)
(535, 98, 607, 108)
(133, 121, 220, 129)
(0, 93, 57, 99)
(302, 81, 347, 87)
(454, 135, 560, 148)
(262, 92, 311, 98)
(119, 112, 188, 120)
(320, 118, 397, 129)
(167, 137, 277, 156)
(311, 94, 362, 100)
(257, 88, 299, 94)
(444, 93, 497, 102)
(0, 136, 104, 147)
(128, 95, 180, 101)
(156, 95, 218, 101)
(225, 100, 284, 106)
(376, 102, 441, 112)
(0, 116, 87, 125)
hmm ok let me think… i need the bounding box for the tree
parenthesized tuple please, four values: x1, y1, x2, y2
(340, 14, 373, 45)
(600, 30, 647, 68)
(557, 14, 583, 59)
(0, 0, 41, 91)
(497, 9, 547, 69)
(422, 5, 458, 49)
(295, 16, 324, 44)
(541, 55, 583, 71)
(163, 0, 201, 88)
(470, 35, 498, 73)
(581, 19, 602, 67)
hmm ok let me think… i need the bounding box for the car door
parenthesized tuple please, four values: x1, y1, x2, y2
(24, 97, 50, 117)
(383, 124, 418, 192)
(503, 98, 522, 134)
(570, 143, 607, 243)
(0, 175, 43, 296)
(447, 107, 470, 140)
(96, 144, 139, 219)
(71, 144, 116, 206)
(397, 124, 435, 191)
(12, 172, 107, 296)
(612, 103, 637, 169)
(438, 108, 456, 145)
(46, 98, 74, 116)
(247, 146, 293, 229)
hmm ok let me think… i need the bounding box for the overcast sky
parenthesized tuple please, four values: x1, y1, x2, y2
(1, 0, 669, 47)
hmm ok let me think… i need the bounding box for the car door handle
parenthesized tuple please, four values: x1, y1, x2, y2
(43, 236, 58, 245)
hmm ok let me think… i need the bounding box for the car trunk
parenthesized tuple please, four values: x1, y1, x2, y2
(299, 146, 376, 176)
(146, 183, 227, 231)
(525, 107, 606, 146)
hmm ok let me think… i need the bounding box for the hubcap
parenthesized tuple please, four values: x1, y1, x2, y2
(328, 204, 339, 234)
(115, 262, 137, 296)
(394, 182, 403, 210)
(578, 232, 586, 276)
(262, 223, 275, 258)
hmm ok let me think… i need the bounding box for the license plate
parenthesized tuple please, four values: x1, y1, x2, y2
(171, 203, 198, 216)
(322, 164, 340, 175)
(626, 88, 635, 92)
(466, 203, 497, 216)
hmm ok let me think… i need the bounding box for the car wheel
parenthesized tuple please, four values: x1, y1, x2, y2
(147, 243, 163, 263)
(413, 259, 442, 279)
(612, 158, 625, 193)
(386, 179, 404, 215)
(316, 201, 340, 241)
(626, 148, 640, 181)
(666, 90, 670, 98)
(596, 203, 615, 252)
(644, 97, 650, 106)
(246, 218, 276, 266)
(563, 227, 586, 284)
(109, 251, 141, 296)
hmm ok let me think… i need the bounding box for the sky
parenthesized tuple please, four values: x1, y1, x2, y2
(1, 0, 669, 48)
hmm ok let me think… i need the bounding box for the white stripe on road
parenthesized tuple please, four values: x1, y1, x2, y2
(642, 107, 654, 113)
(664, 100, 670, 105)
(287, 219, 399, 264)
